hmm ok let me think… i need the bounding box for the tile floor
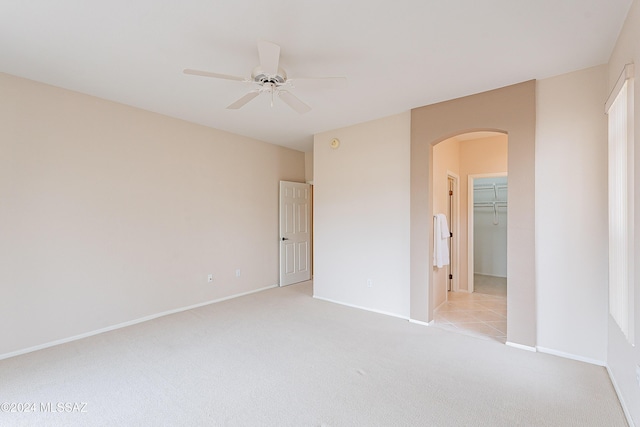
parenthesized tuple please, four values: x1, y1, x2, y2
(433, 274, 507, 343)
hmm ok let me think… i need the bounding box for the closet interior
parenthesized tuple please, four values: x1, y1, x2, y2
(473, 176, 507, 279)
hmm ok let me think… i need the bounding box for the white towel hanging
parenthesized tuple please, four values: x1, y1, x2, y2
(433, 214, 450, 268)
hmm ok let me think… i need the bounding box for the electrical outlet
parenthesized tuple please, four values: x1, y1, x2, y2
(207, 274, 213, 283)
(235, 269, 241, 278)
(366, 279, 373, 288)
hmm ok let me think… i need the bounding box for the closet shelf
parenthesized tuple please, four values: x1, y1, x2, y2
(474, 182, 507, 225)
(474, 201, 507, 207)
(473, 185, 507, 191)
(474, 183, 507, 200)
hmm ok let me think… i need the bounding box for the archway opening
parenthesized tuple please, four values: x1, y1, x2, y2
(410, 80, 536, 348)
(430, 132, 508, 342)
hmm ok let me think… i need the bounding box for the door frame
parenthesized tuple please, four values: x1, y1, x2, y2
(447, 171, 460, 293)
(279, 181, 312, 287)
(467, 172, 507, 293)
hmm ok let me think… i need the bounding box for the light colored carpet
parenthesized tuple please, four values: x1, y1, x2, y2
(0, 282, 627, 426)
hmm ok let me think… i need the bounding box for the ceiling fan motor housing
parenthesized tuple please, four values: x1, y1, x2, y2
(252, 66, 287, 86)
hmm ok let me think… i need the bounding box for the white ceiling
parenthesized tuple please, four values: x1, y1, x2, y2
(0, 0, 632, 152)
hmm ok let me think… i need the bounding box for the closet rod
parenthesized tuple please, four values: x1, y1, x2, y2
(474, 202, 507, 207)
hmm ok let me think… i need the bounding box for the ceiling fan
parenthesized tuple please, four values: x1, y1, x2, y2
(184, 40, 345, 114)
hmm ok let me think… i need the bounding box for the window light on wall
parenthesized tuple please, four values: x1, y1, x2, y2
(605, 63, 635, 345)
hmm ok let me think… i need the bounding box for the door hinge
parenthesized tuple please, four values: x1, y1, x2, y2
(450, 232, 453, 237)
(449, 274, 453, 280)
(449, 190, 453, 196)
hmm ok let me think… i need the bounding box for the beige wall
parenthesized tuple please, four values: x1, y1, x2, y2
(432, 138, 459, 308)
(606, 0, 640, 421)
(0, 73, 305, 356)
(313, 112, 411, 317)
(536, 65, 608, 363)
(305, 151, 314, 182)
(411, 81, 536, 347)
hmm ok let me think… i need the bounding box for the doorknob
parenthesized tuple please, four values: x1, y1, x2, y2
(281, 237, 289, 241)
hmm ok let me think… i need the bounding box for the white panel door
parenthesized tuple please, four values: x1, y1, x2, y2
(279, 181, 311, 286)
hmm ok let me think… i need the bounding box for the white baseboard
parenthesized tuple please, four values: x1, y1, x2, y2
(606, 365, 636, 427)
(506, 341, 537, 352)
(312, 296, 409, 321)
(409, 319, 432, 327)
(0, 284, 278, 362)
(434, 299, 447, 311)
(475, 273, 507, 279)
(536, 346, 606, 367)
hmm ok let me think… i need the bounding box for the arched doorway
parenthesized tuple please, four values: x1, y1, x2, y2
(431, 131, 508, 341)
(409, 81, 536, 349)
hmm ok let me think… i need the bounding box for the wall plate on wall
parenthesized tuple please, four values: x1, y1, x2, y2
(330, 138, 340, 149)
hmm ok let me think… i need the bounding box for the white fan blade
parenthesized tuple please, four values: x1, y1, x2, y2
(288, 76, 347, 89)
(278, 90, 311, 114)
(227, 91, 261, 109)
(257, 40, 280, 76)
(184, 69, 246, 82)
